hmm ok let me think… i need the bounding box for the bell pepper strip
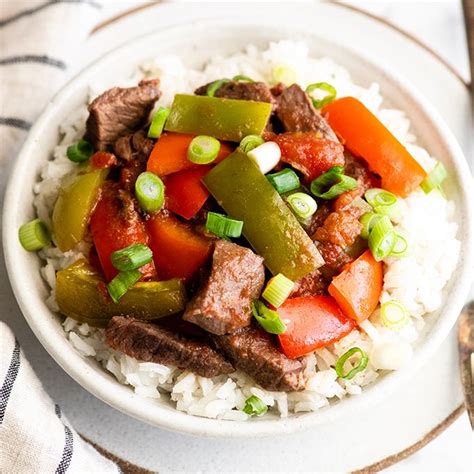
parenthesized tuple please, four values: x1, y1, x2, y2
(147, 132, 233, 176)
(146, 212, 213, 280)
(164, 167, 211, 219)
(164, 94, 272, 142)
(323, 97, 427, 196)
(273, 132, 344, 182)
(56, 259, 186, 327)
(90, 151, 118, 169)
(277, 295, 356, 359)
(52, 168, 109, 251)
(90, 184, 156, 281)
(328, 249, 383, 323)
(203, 151, 324, 280)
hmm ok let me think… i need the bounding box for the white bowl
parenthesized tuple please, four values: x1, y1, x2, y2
(3, 19, 474, 437)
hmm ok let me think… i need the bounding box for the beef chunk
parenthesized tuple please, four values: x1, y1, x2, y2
(275, 84, 338, 141)
(317, 241, 353, 273)
(105, 317, 234, 378)
(183, 240, 265, 335)
(195, 80, 275, 106)
(301, 201, 332, 237)
(215, 326, 306, 392)
(291, 269, 329, 298)
(85, 79, 161, 150)
(314, 210, 363, 249)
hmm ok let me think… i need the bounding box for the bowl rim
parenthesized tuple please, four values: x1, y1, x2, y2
(3, 18, 474, 438)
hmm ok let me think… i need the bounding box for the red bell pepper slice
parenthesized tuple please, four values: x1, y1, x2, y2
(90, 184, 156, 281)
(328, 249, 383, 323)
(323, 97, 427, 197)
(147, 132, 233, 176)
(146, 212, 212, 281)
(164, 166, 211, 220)
(278, 295, 356, 359)
(273, 132, 344, 182)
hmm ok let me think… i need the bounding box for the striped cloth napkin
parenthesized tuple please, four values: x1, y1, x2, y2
(0, 1, 120, 472)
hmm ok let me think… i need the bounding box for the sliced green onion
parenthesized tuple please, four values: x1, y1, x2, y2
(365, 188, 401, 221)
(305, 82, 337, 109)
(287, 192, 317, 219)
(18, 218, 51, 251)
(266, 169, 300, 194)
(247, 141, 281, 174)
(262, 274, 294, 308)
(252, 301, 286, 335)
(187, 135, 221, 164)
(66, 139, 94, 163)
(107, 270, 142, 303)
(335, 347, 368, 380)
(272, 64, 296, 85)
(232, 74, 254, 82)
(240, 134, 265, 153)
(206, 78, 230, 97)
(111, 243, 153, 272)
(135, 171, 165, 213)
(147, 107, 170, 138)
(368, 215, 396, 261)
(206, 212, 243, 239)
(360, 212, 383, 240)
(420, 161, 447, 193)
(391, 233, 409, 257)
(380, 300, 409, 329)
(310, 167, 357, 200)
(242, 395, 268, 416)
(350, 196, 373, 214)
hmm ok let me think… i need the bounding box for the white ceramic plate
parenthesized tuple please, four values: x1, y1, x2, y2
(3, 11, 473, 442)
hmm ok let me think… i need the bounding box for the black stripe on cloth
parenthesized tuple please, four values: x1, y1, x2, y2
(0, 55, 66, 69)
(0, 339, 21, 425)
(0, 0, 102, 28)
(55, 404, 74, 474)
(0, 117, 32, 130)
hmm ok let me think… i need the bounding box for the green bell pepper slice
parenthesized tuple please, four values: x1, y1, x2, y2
(56, 259, 186, 327)
(203, 152, 324, 280)
(52, 168, 108, 251)
(164, 94, 272, 142)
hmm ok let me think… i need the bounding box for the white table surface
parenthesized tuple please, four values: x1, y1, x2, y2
(2, 1, 473, 472)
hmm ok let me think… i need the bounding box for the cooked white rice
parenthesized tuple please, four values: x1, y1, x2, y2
(34, 41, 460, 420)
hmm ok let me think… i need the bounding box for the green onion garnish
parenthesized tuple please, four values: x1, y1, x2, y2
(206, 212, 243, 239)
(287, 192, 317, 219)
(239, 134, 265, 154)
(359, 212, 383, 240)
(135, 171, 165, 213)
(66, 139, 94, 163)
(364, 188, 401, 221)
(368, 215, 396, 261)
(262, 274, 294, 308)
(272, 64, 296, 85)
(380, 300, 409, 329)
(206, 78, 230, 97)
(107, 269, 142, 303)
(266, 169, 300, 194)
(18, 218, 51, 251)
(420, 161, 447, 194)
(242, 395, 268, 416)
(232, 74, 254, 82)
(310, 166, 358, 200)
(335, 347, 368, 380)
(111, 243, 153, 272)
(252, 301, 286, 335)
(305, 82, 337, 109)
(187, 135, 221, 164)
(148, 107, 170, 139)
(390, 233, 409, 257)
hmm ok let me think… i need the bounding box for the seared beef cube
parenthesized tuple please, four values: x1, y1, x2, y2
(317, 241, 353, 273)
(195, 80, 275, 106)
(183, 240, 265, 335)
(291, 269, 329, 298)
(275, 84, 338, 141)
(215, 326, 306, 392)
(85, 79, 161, 150)
(105, 317, 234, 378)
(301, 201, 332, 237)
(314, 210, 363, 249)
